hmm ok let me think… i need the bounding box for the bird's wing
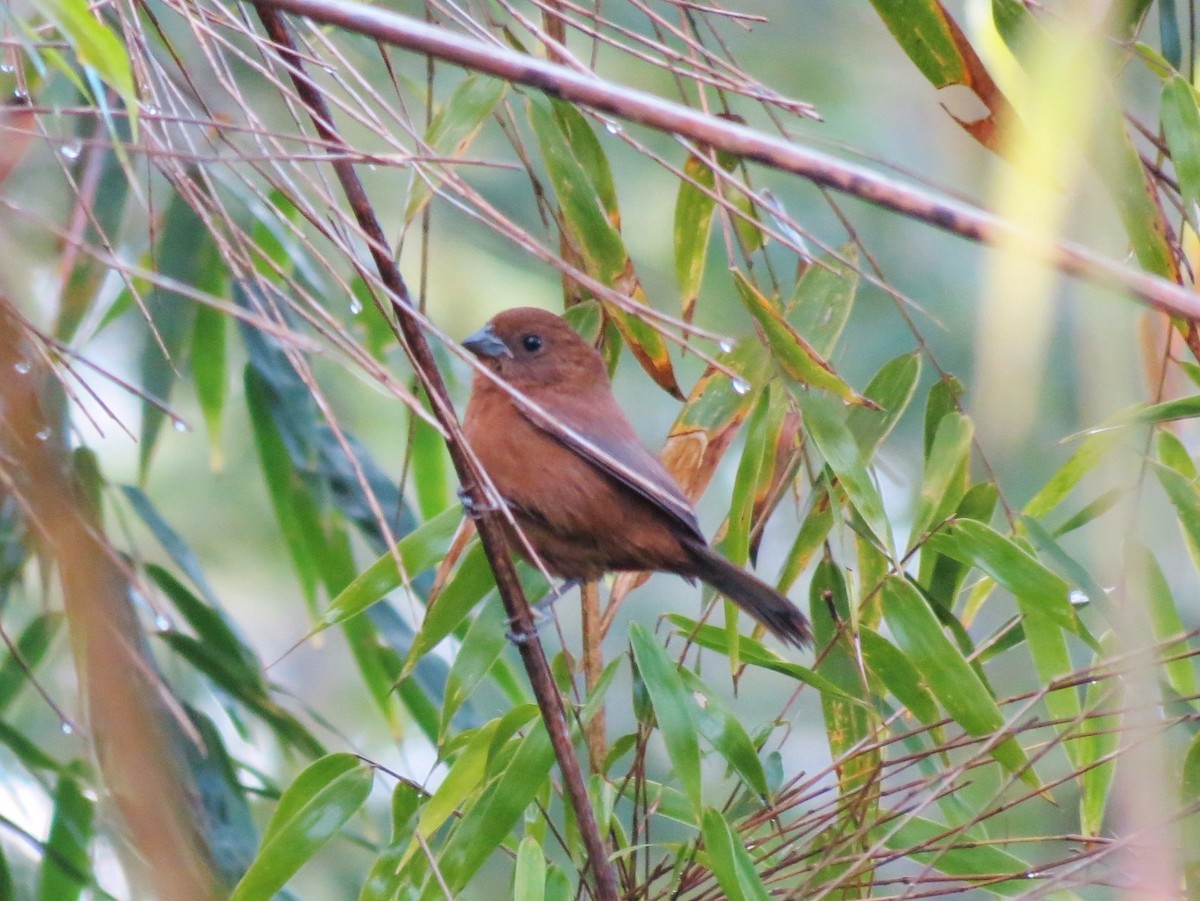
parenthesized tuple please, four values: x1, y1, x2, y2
(515, 393, 706, 546)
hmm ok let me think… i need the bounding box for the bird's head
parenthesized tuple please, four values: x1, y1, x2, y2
(463, 307, 606, 392)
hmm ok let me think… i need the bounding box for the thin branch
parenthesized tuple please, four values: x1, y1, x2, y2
(246, 7, 618, 898)
(250, 0, 1200, 322)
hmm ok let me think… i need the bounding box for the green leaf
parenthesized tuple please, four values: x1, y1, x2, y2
(440, 591, 508, 734)
(1099, 92, 1177, 280)
(868, 0, 968, 87)
(27, 0, 138, 133)
(809, 562, 881, 819)
(550, 99, 618, 218)
(147, 564, 262, 688)
(910, 412, 973, 547)
(138, 194, 225, 478)
(121, 484, 221, 606)
(513, 837, 546, 901)
(404, 550, 548, 680)
(720, 385, 774, 567)
(1159, 430, 1197, 479)
(797, 391, 894, 555)
(0, 614, 61, 715)
(924, 519, 1083, 637)
(244, 368, 320, 609)
(192, 304, 227, 468)
(231, 754, 373, 901)
(1131, 542, 1199, 700)
(1153, 461, 1200, 575)
(882, 576, 1038, 787)
(846, 351, 922, 456)
(667, 614, 862, 703)
(736, 273, 874, 407)
(677, 667, 768, 798)
(410, 412, 452, 520)
(1023, 432, 1116, 519)
(528, 96, 624, 282)
(674, 155, 721, 318)
(318, 506, 462, 630)
(544, 866, 571, 901)
(1077, 635, 1120, 837)
(435, 722, 555, 893)
(787, 244, 860, 355)
(873, 811, 1031, 896)
(405, 75, 508, 222)
(417, 719, 502, 844)
(158, 633, 324, 758)
(860, 628, 940, 727)
(922, 376, 964, 456)
(37, 774, 94, 901)
(777, 485, 834, 592)
(0, 717, 64, 775)
(629, 622, 703, 814)
(700, 808, 771, 901)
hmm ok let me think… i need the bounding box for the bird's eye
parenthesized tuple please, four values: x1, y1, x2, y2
(522, 334, 543, 353)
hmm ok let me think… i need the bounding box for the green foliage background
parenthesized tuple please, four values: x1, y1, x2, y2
(1, 0, 1199, 898)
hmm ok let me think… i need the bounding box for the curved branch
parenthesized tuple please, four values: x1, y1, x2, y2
(252, 0, 1200, 321)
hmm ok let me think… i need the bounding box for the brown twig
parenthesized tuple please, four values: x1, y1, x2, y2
(248, 7, 617, 898)
(250, 0, 1200, 322)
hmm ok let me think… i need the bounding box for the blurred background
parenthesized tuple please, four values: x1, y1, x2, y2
(2, 0, 1197, 897)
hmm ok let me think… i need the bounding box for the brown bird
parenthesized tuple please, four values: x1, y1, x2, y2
(461, 307, 811, 648)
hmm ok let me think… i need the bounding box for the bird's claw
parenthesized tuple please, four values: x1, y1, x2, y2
(504, 580, 579, 645)
(505, 624, 540, 644)
(531, 578, 580, 615)
(458, 486, 503, 519)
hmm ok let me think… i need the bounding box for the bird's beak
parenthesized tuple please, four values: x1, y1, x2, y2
(463, 324, 512, 359)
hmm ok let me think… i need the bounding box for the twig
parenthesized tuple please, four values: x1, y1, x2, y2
(251, 0, 1200, 322)
(247, 7, 618, 899)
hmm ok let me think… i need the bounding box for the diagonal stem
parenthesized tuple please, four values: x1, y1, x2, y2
(251, 0, 1200, 323)
(248, 8, 618, 899)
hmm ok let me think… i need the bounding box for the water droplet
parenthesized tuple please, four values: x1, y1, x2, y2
(154, 613, 172, 631)
(60, 140, 82, 161)
(0, 63, 13, 74)
(142, 104, 160, 116)
(61, 721, 74, 735)
(349, 297, 363, 315)
(172, 418, 189, 432)
(367, 164, 377, 172)
(731, 378, 751, 396)
(604, 120, 623, 135)
(35, 428, 51, 442)
(13, 360, 30, 374)
(718, 339, 733, 354)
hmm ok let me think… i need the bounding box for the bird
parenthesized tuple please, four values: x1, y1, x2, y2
(460, 306, 811, 648)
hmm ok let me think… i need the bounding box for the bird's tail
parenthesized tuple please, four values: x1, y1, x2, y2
(684, 543, 812, 648)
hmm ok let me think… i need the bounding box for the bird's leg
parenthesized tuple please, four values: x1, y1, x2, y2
(533, 578, 581, 614)
(504, 579, 581, 644)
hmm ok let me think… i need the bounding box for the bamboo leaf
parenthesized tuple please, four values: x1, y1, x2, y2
(629, 622, 703, 814)
(797, 391, 894, 555)
(700, 808, 771, 901)
(231, 754, 373, 901)
(736, 273, 875, 407)
(36, 774, 93, 901)
(882, 576, 1038, 787)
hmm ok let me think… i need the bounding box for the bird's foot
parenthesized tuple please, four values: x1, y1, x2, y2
(504, 579, 580, 644)
(532, 578, 580, 615)
(458, 485, 505, 519)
